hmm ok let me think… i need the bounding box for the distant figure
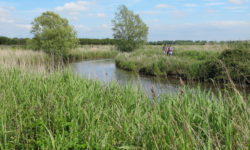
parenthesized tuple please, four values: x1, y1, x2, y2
(167, 47, 174, 56)
(163, 44, 174, 56)
(162, 44, 167, 54)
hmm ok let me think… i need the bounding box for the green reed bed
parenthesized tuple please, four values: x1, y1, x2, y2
(0, 49, 53, 73)
(0, 68, 249, 149)
(115, 48, 218, 78)
(67, 45, 118, 61)
(115, 46, 250, 83)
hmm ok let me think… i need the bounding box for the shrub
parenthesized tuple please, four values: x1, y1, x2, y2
(200, 49, 250, 82)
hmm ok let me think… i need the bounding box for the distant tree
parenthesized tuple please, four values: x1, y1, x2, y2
(112, 5, 148, 52)
(31, 11, 78, 57)
(0, 36, 9, 45)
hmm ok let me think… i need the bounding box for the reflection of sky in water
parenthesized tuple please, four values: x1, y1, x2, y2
(71, 59, 250, 98)
(71, 59, 180, 97)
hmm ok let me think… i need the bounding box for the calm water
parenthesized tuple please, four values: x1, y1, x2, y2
(70, 59, 250, 98)
(70, 59, 216, 97)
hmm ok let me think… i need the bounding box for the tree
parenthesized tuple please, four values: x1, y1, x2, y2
(31, 11, 78, 57)
(112, 5, 148, 52)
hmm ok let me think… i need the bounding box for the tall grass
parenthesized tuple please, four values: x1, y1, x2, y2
(0, 49, 51, 73)
(115, 44, 250, 83)
(67, 45, 118, 61)
(0, 68, 249, 149)
(0, 45, 119, 63)
(115, 47, 218, 78)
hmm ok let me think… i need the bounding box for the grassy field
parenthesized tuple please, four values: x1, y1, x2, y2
(0, 49, 51, 73)
(66, 45, 118, 61)
(0, 46, 249, 149)
(0, 45, 119, 63)
(115, 44, 250, 83)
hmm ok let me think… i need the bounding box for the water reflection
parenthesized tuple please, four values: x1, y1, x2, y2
(71, 59, 250, 98)
(71, 59, 188, 96)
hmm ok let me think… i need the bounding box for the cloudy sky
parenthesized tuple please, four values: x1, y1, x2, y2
(0, 0, 249, 41)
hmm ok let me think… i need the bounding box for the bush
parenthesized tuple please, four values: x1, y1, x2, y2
(200, 49, 250, 82)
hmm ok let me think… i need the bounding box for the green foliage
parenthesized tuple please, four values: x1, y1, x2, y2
(67, 49, 118, 61)
(112, 5, 148, 52)
(31, 11, 78, 57)
(200, 49, 250, 82)
(79, 38, 116, 45)
(115, 46, 250, 83)
(0, 68, 249, 149)
(0, 36, 28, 45)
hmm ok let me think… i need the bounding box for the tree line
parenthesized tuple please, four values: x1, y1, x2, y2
(1, 36, 248, 46)
(0, 36, 116, 45)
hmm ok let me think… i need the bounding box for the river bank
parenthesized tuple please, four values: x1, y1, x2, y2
(115, 45, 250, 84)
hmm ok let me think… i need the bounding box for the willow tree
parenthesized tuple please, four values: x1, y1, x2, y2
(31, 11, 78, 57)
(112, 5, 148, 52)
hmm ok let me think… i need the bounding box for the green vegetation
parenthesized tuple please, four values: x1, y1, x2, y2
(115, 45, 250, 83)
(79, 38, 116, 45)
(149, 40, 250, 46)
(0, 45, 119, 63)
(67, 45, 119, 61)
(31, 11, 78, 57)
(0, 48, 52, 72)
(0, 6, 249, 149)
(112, 5, 148, 52)
(0, 66, 249, 149)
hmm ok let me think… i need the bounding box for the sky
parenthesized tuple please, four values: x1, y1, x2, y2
(0, 0, 249, 41)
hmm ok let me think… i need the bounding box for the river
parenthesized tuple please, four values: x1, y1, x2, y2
(70, 59, 222, 97)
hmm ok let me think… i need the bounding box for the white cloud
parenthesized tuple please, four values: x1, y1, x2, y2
(96, 13, 107, 18)
(225, 6, 247, 9)
(210, 21, 250, 27)
(184, 4, 199, 7)
(206, 2, 225, 6)
(75, 25, 92, 31)
(101, 24, 110, 29)
(171, 10, 186, 18)
(229, 0, 247, 4)
(139, 10, 160, 15)
(155, 4, 171, 8)
(55, 1, 94, 14)
(206, 9, 218, 13)
(87, 13, 107, 18)
(16, 24, 32, 30)
(0, 7, 15, 23)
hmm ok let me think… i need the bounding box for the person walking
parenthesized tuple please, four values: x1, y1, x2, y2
(167, 47, 174, 56)
(162, 44, 167, 54)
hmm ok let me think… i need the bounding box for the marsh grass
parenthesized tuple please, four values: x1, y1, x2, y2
(0, 49, 52, 73)
(0, 68, 249, 149)
(115, 44, 250, 83)
(67, 45, 118, 61)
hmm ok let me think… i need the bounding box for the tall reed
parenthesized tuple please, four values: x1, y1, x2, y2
(0, 68, 249, 149)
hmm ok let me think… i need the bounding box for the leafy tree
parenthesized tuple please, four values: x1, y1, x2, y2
(112, 5, 148, 52)
(31, 11, 78, 57)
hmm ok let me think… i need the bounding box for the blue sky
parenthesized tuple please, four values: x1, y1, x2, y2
(0, 0, 249, 41)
